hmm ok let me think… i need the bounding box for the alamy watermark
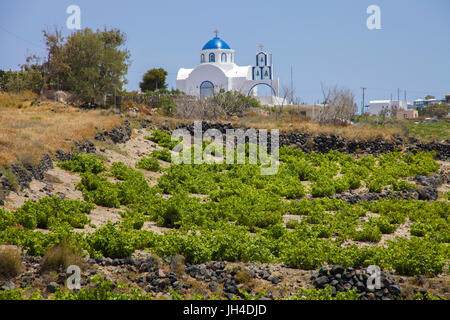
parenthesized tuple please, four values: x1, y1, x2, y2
(66, 265, 81, 290)
(66, 5, 81, 30)
(366, 5, 381, 30)
(171, 121, 280, 175)
(366, 265, 381, 290)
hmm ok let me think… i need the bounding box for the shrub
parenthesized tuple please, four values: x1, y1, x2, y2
(156, 95, 176, 116)
(311, 179, 336, 197)
(136, 156, 161, 171)
(0, 209, 15, 231)
(385, 237, 448, 276)
(82, 181, 121, 208)
(87, 223, 135, 258)
(151, 148, 172, 162)
(292, 286, 360, 300)
(0, 166, 19, 191)
(110, 162, 137, 180)
(14, 196, 93, 229)
(280, 238, 329, 269)
(352, 225, 382, 243)
(52, 276, 152, 300)
(0, 245, 23, 278)
(57, 153, 106, 174)
(154, 193, 206, 228)
(144, 130, 180, 149)
(372, 217, 398, 234)
(391, 180, 414, 191)
(40, 242, 84, 272)
(121, 210, 145, 230)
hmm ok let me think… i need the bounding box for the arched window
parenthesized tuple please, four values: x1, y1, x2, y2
(201, 54, 205, 63)
(257, 53, 266, 66)
(209, 53, 215, 62)
(200, 81, 214, 99)
(254, 68, 261, 80)
(221, 53, 227, 63)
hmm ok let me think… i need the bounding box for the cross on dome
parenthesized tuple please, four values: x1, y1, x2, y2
(214, 29, 219, 37)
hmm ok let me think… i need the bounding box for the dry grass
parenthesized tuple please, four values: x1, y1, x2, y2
(0, 96, 122, 166)
(0, 91, 38, 109)
(231, 114, 403, 141)
(40, 242, 84, 273)
(147, 112, 402, 141)
(169, 254, 186, 276)
(0, 90, 405, 169)
(0, 245, 23, 279)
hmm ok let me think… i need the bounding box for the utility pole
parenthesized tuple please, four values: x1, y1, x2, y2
(290, 65, 293, 104)
(361, 87, 367, 116)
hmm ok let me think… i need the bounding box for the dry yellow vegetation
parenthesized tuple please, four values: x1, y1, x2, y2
(232, 115, 403, 141)
(0, 91, 407, 167)
(224, 108, 407, 140)
(0, 92, 122, 166)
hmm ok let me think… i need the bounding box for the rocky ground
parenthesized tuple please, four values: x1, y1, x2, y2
(1, 248, 447, 300)
(0, 119, 449, 300)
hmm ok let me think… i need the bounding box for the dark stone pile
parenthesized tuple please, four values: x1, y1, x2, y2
(74, 141, 96, 154)
(172, 121, 450, 160)
(334, 172, 446, 204)
(94, 120, 132, 144)
(311, 265, 401, 300)
(279, 132, 449, 160)
(5, 154, 54, 191)
(3, 254, 448, 300)
(176, 121, 234, 135)
(407, 141, 450, 160)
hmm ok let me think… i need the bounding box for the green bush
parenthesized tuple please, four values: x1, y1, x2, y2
(0, 166, 19, 191)
(87, 223, 135, 258)
(384, 237, 448, 276)
(58, 153, 106, 174)
(280, 238, 329, 269)
(121, 211, 145, 230)
(136, 156, 161, 171)
(14, 196, 93, 229)
(144, 130, 180, 149)
(0, 209, 15, 231)
(151, 148, 172, 162)
(52, 276, 152, 300)
(352, 225, 382, 243)
(292, 286, 360, 300)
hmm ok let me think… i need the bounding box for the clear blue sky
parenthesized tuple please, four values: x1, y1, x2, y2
(1, 0, 449, 107)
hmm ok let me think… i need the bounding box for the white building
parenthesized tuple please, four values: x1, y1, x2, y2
(176, 33, 283, 105)
(367, 100, 408, 116)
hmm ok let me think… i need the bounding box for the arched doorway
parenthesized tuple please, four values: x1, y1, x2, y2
(247, 82, 276, 97)
(200, 81, 214, 99)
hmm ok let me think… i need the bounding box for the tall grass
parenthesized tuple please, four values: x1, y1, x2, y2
(0, 97, 122, 165)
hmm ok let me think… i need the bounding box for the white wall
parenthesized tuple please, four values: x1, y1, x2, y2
(177, 64, 229, 96)
(368, 100, 408, 116)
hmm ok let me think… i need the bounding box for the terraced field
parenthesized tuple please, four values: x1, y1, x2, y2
(0, 125, 448, 300)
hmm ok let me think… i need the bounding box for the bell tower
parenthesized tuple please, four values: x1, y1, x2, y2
(252, 44, 273, 80)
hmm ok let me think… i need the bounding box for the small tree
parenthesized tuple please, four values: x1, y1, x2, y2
(419, 103, 450, 119)
(42, 27, 130, 105)
(139, 68, 168, 92)
(317, 83, 356, 125)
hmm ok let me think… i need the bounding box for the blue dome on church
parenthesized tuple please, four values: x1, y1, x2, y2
(202, 37, 231, 50)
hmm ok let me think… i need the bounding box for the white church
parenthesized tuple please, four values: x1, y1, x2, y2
(176, 31, 285, 106)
